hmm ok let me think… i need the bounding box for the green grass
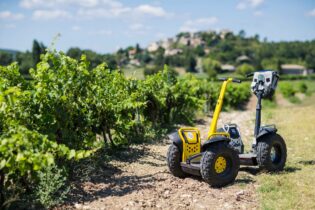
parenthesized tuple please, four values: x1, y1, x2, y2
(283, 80, 315, 94)
(122, 66, 145, 79)
(257, 94, 315, 210)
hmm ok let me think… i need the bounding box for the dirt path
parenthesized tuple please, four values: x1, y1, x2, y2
(64, 101, 261, 210)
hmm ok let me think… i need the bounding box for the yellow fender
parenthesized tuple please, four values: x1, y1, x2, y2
(178, 127, 201, 162)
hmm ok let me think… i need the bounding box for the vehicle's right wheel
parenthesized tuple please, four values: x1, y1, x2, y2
(256, 133, 287, 172)
(200, 143, 239, 187)
(167, 144, 186, 178)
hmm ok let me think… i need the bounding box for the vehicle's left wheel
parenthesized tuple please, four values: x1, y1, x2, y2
(200, 143, 240, 187)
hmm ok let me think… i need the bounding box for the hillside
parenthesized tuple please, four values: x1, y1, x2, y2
(1, 30, 315, 79)
(0, 49, 20, 55)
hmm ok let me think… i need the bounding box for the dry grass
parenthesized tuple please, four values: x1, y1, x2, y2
(258, 94, 315, 210)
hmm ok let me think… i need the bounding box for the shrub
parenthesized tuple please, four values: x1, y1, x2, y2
(279, 82, 296, 98)
(236, 64, 255, 76)
(223, 83, 251, 110)
(298, 82, 308, 94)
(144, 66, 160, 76)
(279, 82, 300, 103)
(202, 58, 220, 78)
(186, 55, 197, 72)
(262, 95, 277, 108)
(35, 165, 69, 208)
(279, 74, 315, 81)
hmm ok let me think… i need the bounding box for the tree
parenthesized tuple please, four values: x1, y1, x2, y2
(32, 40, 45, 65)
(0, 51, 13, 66)
(135, 43, 142, 54)
(103, 54, 117, 70)
(66, 47, 82, 60)
(186, 54, 197, 72)
(136, 50, 151, 64)
(116, 48, 128, 67)
(194, 45, 205, 56)
(238, 30, 246, 39)
(16, 51, 33, 75)
(154, 47, 165, 66)
(236, 63, 255, 75)
(176, 32, 190, 39)
(202, 58, 221, 78)
(67, 48, 117, 70)
(261, 58, 282, 71)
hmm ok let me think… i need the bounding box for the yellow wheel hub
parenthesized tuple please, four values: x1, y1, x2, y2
(214, 156, 227, 174)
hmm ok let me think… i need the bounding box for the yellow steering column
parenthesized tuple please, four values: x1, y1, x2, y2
(207, 78, 233, 139)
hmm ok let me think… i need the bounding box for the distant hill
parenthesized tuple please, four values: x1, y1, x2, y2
(1, 30, 315, 78)
(0, 48, 20, 56)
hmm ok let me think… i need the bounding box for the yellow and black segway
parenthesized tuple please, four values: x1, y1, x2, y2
(167, 71, 287, 187)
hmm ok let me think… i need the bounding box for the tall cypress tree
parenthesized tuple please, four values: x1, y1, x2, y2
(32, 39, 41, 65)
(32, 40, 46, 66)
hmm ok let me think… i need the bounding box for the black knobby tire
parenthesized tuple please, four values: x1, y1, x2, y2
(256, 133, 287, 172)
(200, 143, 240, 187)
(167, 144, 186, 178)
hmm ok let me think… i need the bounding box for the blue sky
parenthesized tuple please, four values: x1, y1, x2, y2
(0, 0, 315, 53)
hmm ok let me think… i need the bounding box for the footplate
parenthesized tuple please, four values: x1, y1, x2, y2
(239, 153, 258, 166)
(180, 162, 201, 176)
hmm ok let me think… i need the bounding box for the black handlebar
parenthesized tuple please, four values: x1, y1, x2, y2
(232, 79, 242, 83)
(246, 73, 254, 78)
(218, 78, 242, 83)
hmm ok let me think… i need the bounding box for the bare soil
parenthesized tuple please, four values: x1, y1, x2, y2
(63, 97, 261, 210)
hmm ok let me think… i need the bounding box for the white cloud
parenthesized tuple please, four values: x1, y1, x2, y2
(20, 0, 126, 10)
(72, 25, 81, 31)
(77, 4, 171, 19)
(3, 24, 16, 29)
(129, 23, 144, 31)
(20, 0, 62, 9)
(179, 25, 194, 32)
(32, 9, 71, 20)
(254, 10, 263, 16)
(21, 0, 42, 8)
(307, 8, 315, 17)
(20, 0, 116, 8)
(102, 0, 123, 8)
(77, 7, 130, 18)
(155, 32, 166, 39)
(128, 23, 151, 34)
(91, 29, 113, 35)
(134, 4, 168, 17)
(250, 0, 264, 7)
(20, 0, 172, 20)
(77, 0, 99, 8)
(236, 0, 264, 10)
(187, 17, 218, 25)
(180, 17, 218, 32)
(0, 11, 25, 20)
(236, 2, 247, 10)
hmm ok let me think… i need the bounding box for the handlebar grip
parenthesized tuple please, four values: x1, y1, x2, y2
(246, 73, 254, 78)
(218, 78, 227, 81)
(232, 79, 242, 83)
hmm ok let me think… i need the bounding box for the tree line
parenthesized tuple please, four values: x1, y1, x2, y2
(1, 30, 314, 78)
